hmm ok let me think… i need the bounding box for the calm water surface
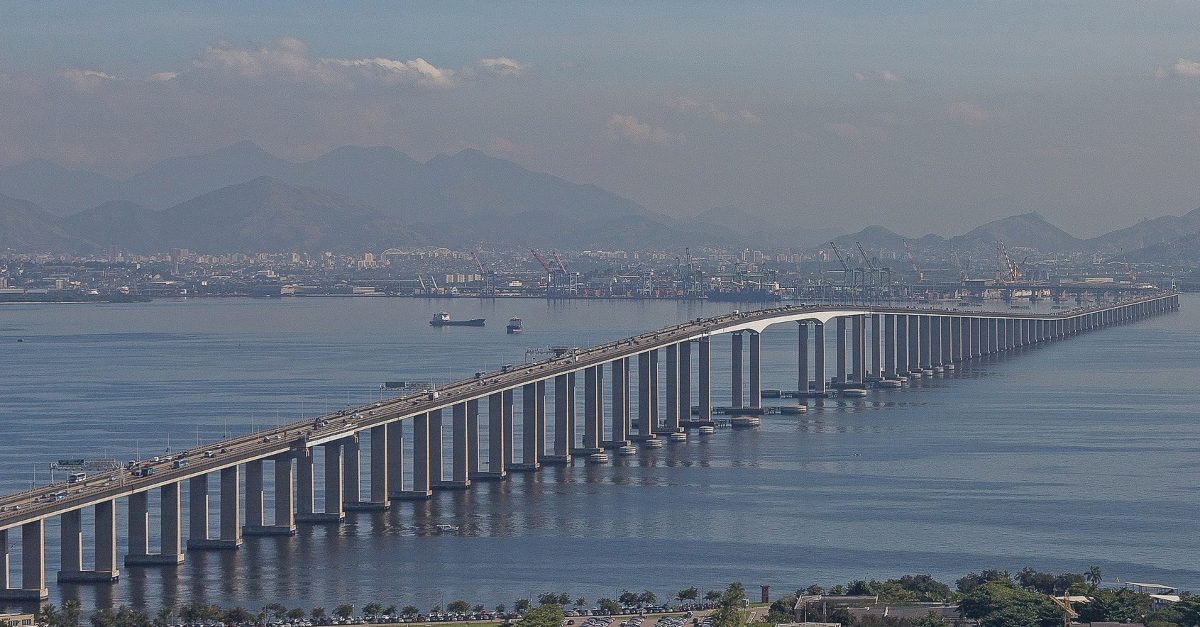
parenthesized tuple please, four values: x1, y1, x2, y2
(1, 296, 1197, 611)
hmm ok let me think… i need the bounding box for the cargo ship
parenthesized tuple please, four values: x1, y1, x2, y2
(506, 317, 524, 334)
(430, 311, 485, 327)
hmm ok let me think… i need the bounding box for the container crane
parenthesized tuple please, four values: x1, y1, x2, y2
(828, 241, 852, 284)
(473, 251, 495, 297)
(996, 241, 1021, 282)
(531, 249, 562, 297)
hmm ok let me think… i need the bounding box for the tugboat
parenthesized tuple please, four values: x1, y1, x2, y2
(430, 311, 485, 327)
(506, 317, 524, 334)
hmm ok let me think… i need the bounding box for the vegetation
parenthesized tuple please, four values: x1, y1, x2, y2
(513, 604, 564, 627)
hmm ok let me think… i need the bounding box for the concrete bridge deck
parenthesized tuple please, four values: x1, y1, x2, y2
(0, 291, 1179, 600)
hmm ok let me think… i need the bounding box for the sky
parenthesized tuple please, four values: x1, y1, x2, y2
(2, 1, 1200, 236)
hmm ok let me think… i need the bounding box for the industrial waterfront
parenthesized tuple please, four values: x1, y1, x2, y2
(1, 294, 1197, 612)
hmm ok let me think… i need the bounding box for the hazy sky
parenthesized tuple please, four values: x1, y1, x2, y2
(2, 1, 1200, 236)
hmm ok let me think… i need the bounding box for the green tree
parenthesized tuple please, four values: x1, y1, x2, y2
(801, 584, 823, 596)
(710, 583, 748, 627)
(471, 605, 486, 614)
(597, 599, 621, 615)
(39, 604, 60, 627)
(619, 591, 640, 606)
(538, 594, 562, 607)
(286, 609, 306, 620)
(265, 603, 288, 620)
(828, 585, 845, 595)
(153, 605, 174, 627)
(310, 607, 326, 622)
(1085, 565, 1103, 590)
(704, 591, 722, 602)
(223, 608, 254, 625)
(116, 606, 151, 627)
(1170, 596, 1200, 626)
(765, 596, 798, 623)
(514, 599, 531, 613)
(912, 612, 948, 627)
(63, 600, 83, 627)
(430, 605, 443, 614)
(514, 604, 565, 627)
(495, 604, 507, 615)
(89, 608, 117, 627)
(401, 606, 419, 617)
(1076, 588, 1150, 624)
(956, 570, 1011, 594)
(333, 604, 354, 620)
(677, 588, 699, 603)
(447, 601, 471, 614)
(637, 591, 656, 606)
(363, 602, 385, 616)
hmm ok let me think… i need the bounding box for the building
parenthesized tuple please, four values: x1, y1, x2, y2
(0, 613, 36, 627)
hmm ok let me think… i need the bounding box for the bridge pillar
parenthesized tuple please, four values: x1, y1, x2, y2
(609, 358, 630, 443)
(661, 343, 681, 431)
(186, 474, 209, 549)
(58, 509, 83, 579)
(465, 398, 480, 477)
(244, 460, 265, 530)
(895, 315, 908, 374)
(882, 315, 895, 377)
(940, 317, 952, 367)
(518, 383, 541, 468)
(547, 374, 573, 463)
(814, 322, 827, 395)
(427, 409, 443, 483)
(908, 315, 921, 373)
(297, 447, 315, 514)
(95, 500, 119, 580)
(407, 413, 432, 496)
(835, 317, 847, 385)
(449, 402, 472, 487)
(220, 466, 243, 546)
(748, 333, 762, 408)
(698, 337, 712, 422)
(161, 483, 183, 560)
(577, 366, 603, 454)
(679, 343, 692, 426)
(731, 332, 744, 408)
(917, 316, 930, 369)
(487, 391, 508, 477)
(0, 522, 48, 600)
(851, 316, 865, 386)
(502, 389, 515, 468)
(798, 322, 811, 392)
(869, 314, 882, 380)
(273, 454, 298, 529)
(343, 432, 361, 503)
(387, 421, 406, 495)
(364, 425, 392, 505)
(127, 491, 150, 562)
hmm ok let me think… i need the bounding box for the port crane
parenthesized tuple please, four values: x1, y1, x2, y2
(903, 240, 924, 283)
(473, 251, 496, 297)
(531, 249, 558, 297)
(855, 240, 891, 292)
(996, 241, 1022, 282)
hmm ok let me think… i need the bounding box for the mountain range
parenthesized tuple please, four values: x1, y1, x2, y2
(0, 141, 1198, 259)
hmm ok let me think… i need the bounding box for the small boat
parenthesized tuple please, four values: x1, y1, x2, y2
(430, 311, 485, 327)
(434, 523, 459, 534)
(698, 425, 716, 435)
(506, 317, 523, 334)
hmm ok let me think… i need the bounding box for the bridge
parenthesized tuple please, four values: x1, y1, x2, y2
(0, 291, 1180, 601)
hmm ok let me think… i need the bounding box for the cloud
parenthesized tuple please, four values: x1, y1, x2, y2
(148, 71, 179, 82)
(670, 98, 760, 125)
(854, 70, 900, 83)
(606, 113, 683, 145)
(477, 57, 526, 77)
(1172, 58, 1200, 77)
(59, 69, 118, 90)
(946, 101, 999, 125)
(324, 56, 455, 88)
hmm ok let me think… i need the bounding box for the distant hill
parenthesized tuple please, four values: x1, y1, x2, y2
(0, 193, 88, 252)
(122, 140, 296, 210)
(951, 212, 1081, 253)
(1084, 207, 1200, 255)
(60, 200, 162, 251)
(0, 160, 121, 216)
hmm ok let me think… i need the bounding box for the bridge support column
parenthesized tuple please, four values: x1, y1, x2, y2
(127, 491, 149, 562)
(449, 402, 472, 487)
(387, 421, 406, 495)
(323, 442, 346, 516)
(731, 333, 744, 408)
(635, 351, 659, 439)
(427, 410, 444, 483)
(342, 433, 361, 504)
(930, 316, 942, 367)
(546, 375, 573, 463)
(798, 322, 811, 392)
(941, 317, 952, 368)
(608, 358, 630, 443)
(402, 413, 432, 496)
(126, 482, 186, 565)
(485, 392, 508, 477)
(465, 398, 480, 476)
(0, 522, 48, 600)
(748, 333, 762, 408)
(272, 454, 298, 530)
(362, 425, 392, 506)
(515, 383, 541, 469)
(186, 474, 209, 549)
(698, 337, 712, 422)
(869, 314, 882, 380)
(895, 315, 908, 374)
(814, 322, 827, 396)
(678, 343, 692, 427)
(883, 315, 896, 378)
(661, 344, 681, 431)
(57, 509, 83, 580)
(908, 315, 921, 373)
(242, 460, 265, 532)
(297, 447, 315, 514)
(835, 317, 847, 385)
(577, 366, 603, 455)
(502, 389, 515, 468)
(59, 502, 120, 581)
(852, 315, 865, 386)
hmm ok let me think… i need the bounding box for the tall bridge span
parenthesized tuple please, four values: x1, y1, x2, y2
(0, 291, 1180, 601)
